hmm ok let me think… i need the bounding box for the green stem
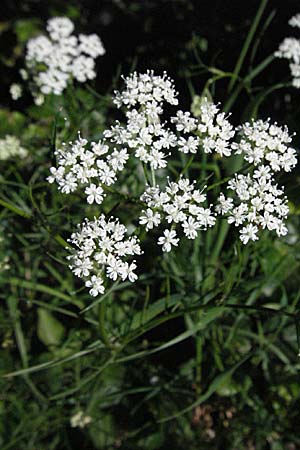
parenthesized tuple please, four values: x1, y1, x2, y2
(195, 327, 203, 395)
(227, 0, 269, 93)
(224, 54, 275, 113)
(151, 166, 156, 186)
(177, 154, 195, 181)
(0, 197, 31, 218)
(98, 301, 115, 349)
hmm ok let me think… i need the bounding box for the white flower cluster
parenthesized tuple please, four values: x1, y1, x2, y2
(140, 177, 216, 251)
(276, 14, 300, 88)
(171, 98, 235, 157)
(289, 13, 300, 29)
(216, 115, 298, 244)
(21, 17, 105, 99)
(0, 135, 28, 161)
(113, 70, 179, 108)
(47, 70, 298, 297)
(217, 116, 297, 244)
(68, 215, 142, 296)
(70, 411, 92, 429)
(216, 116, 297, 244)
(47, 134, 128, 203)
(232, 119, 297, 172)
(9, 83, 22, 100)
(104, 75, 234, 173)
(104, 71, 179, 170)
(48, 74, 236, 205)
(217, 167, 290, 244)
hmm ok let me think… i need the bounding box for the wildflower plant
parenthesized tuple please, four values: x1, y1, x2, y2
(276, 13, 300, 88)
(12, 17, 105, 103)
(3, 4, 300, 449)
(48, 71, 298, 297)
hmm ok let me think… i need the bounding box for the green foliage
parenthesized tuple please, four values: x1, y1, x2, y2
(1, 1, 300, 449)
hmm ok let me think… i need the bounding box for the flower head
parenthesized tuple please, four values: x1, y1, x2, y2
(0, 135, 28, 160)
(22, 17, 105, 99)
(68, 215, 142, 296)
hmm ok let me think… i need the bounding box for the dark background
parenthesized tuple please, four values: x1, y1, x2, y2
(2, 0, 300, 123)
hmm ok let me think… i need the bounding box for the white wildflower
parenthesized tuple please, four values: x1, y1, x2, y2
(289, 13, 300, 29)
(158, 229, 179, 252)
(139, 209, 161, 230)
(9, 83, 22, 100)
(47, 134, 124, 204)
(140, 177, 216, 251)
(70, 411, 92, 429)
(218, 168, 292, 243)
(22, 17, 105, 97)
(0, 135, 28, 160)
(276, 15, 300, 87)
(240, 224, 259, 245)
(85, 184, 105, 204)
(68, 215, 142, 297)
(171, 97, 235, 157)
(233, 119, 297, 172)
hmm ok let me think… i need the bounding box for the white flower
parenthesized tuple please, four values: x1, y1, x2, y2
(276, 16, 300, 88)
(72, 257, 93, 277)
(233, 119, 297, 172)
(85, 275, 105, 296)
(78, 33, 105, 57)
(85, 184, 105, 204)
(178, 136, 199, 154)
(171, 110, 197, 133)
(70, 411, 92, 429)
(48, 134, 122, 203)
(119, 261, 138, 282)
(0, 135, 28, 160)
(240, 224, 259, 244)
(171, 98, 234, 157)
(139, 209, 161, 230)
(114, 71, 178, 108)
(220, 167, 292, 242)
(71, 55, 96, 82)
(22, 17, 105, 97)
(148, 149, 168, 169)
(216, 193, 234, 214)
(140, 177, 215, 250)
(197, 207, 216, 228)
(47, 17, 74, 40)
(34, 94, 45, 105)
(9, 83, 22, 100)
(289, 14, 300, 29)
(182, 217, 200, 239)
(68, 216, 142, 296)
(107, 148, 129, 171)
(158, 229, 179, 252)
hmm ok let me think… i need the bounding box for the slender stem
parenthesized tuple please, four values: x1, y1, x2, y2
(151, 166, 156, 186)
(227, 0, 269, 93)
(98, 301, 115, 349)
(224, 54, 275, 113)
(0, 197, 31, 219)
(195, 322, 203, 395)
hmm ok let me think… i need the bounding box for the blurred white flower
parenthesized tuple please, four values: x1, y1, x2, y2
(70, 411, 92, 429)
(0, 136, 28, 160)
(276, 14, 300, 88)
(22, 16, 105, 97)
(9, 83, 22, 100)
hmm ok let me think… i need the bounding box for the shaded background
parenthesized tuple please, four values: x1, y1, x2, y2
(1, 2, 300, 449)
(2, 0, 300, 122)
